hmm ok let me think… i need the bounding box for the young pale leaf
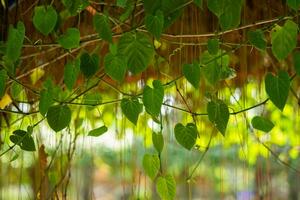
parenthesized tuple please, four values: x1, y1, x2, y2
(121, 98, 143, 125)
(47, 105, 71, 132)
(142, 80, 164, 118)
(64, 59, 80, 90)
(207, 100, 229, 136)
(57, 28, 80, 49)
(33, 6, 57, 35)
(251, 116, 274, 132)
(293, 51, 300, 76)
(93, 14, 112, 43)
(174, 123, 198, 150)
(156, 174, 176, 200)
(142, 154, 160, 180)
(5, 21, 25, 63)
(104, 53, 127, 82)
(271, 20, 298, 60)
(287, 0, 300, 10)
(118, 32, 154, 74)
(248, 29, 266, 51)
(145, 10, 164, 39)
(80, 52, 100, 78)
(88, 126, 108, 137)
(207, 38, 219, 55)
(10, 130, 36, 151)
(182, 63, 201, 89)
(265, 71, 290, 111)
(39, 89, 53, 116)
(152, 132, 164, 153)
(0, 69, 7, 98)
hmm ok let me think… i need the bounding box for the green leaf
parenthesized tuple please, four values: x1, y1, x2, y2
(182, 63, 200, 89)
(145, 10, 164, 39)
(251, 116, 274, 132)
(118, 32, 154, 74)
(201, 50, 230, 85)
(83, 93, 102, 106)
(271, 20, 298, 60)
(93, 14, 112, 43)
(121, 98, 143, 125)
(88, 126, 108, 137)
(293, 51, 300, 76)
(10, 81, 23, 100)
(287, 0, 300, 10)
(156, 174, 176, 200)
(207, 38, 219, 55)
(142, 154, 160, 180)
(142, 80, 164, 118)
(33, 6, 57, 35)
(0, 69, 7, 98)
(117, 0, 127, 7)
(194, 0, 203, 8)
(174, 123, 198, 150)
(57, 28, 80, 49)
(39, 89, 53, 116)
(207, 100, 229, 136)
(152, 132, 164, 153)
(5, 21, 25, 63)
(47, 105, 71, 132)
(10, 130, 36, 151)
(62, 0, 89, 16)
(104, 53, 127, 82)
(80, 52, 100, 78)
(207, 0, 226, 17)
(265, 71, 290, 111)
(64, 59, 80, 90)
(248, 29, 267, 51)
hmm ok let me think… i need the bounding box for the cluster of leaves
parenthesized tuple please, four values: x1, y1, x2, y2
(1, 0, 300, 199)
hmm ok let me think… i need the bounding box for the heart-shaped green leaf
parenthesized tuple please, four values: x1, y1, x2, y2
(207, 100, 229, 136)
(156, 174, 176, 200)
(207, 38, 219, 55)
(142, 80, 164, 118)
(287, 0, 300, 10)
(88, 126, 108, 137)
(39, 89, 53, 116)
(104, 53, 127, 82)
(80, 52, 100, 78)
(248, 29, 266, 51)
(62, 0, 89, 16)
(0, 69, 7, 98)
(64, 59, 80, 90)
(265, 71, 290, 111)
(271, 20, 298, 60)
(10, 129, 36, 151)
(93, 14, 112, 43)
(182, 63, 201, 89)
(33, 6, 57, 35)
(174, 123, 198, 150)
(121, 98, 143, 125)
(47, 105, 71, 132)
(152, 132, 164, 153)
(145, 10, 164, 39)
(57, 28, 80, 49)
(118, 32, 154, 74)
(142, 154, 160, 180)
(251, 116, 274, 132)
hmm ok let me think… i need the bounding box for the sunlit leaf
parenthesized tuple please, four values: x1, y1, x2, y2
(33, 5, 57, 35)
(174, 123, 198, 150)
(271, 20, 298, 60)
(121, 98, 143, 125)
(88, 126, 108, 137)
(152, 132, 164, 153)
(57, 28, 80, 49)
(142, 80, 164, 118)
(156, 174, 176, 200)
(117, 32, 154, 74)
(251, 116, 274, 132)
(265, 71, 290, 111)
(47, 105, 71, 132)
(207, 100, 229, 136)
(142, 154, 160, 180)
